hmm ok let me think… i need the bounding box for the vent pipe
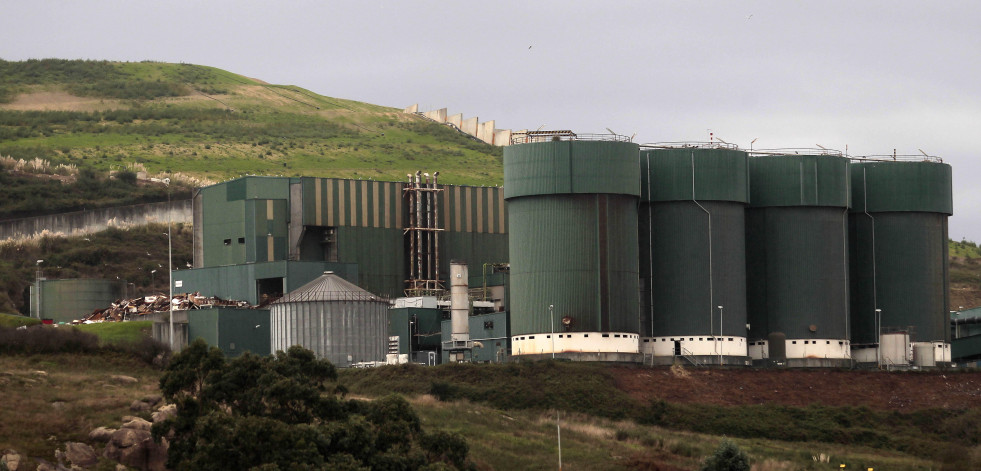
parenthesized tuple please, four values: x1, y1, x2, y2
(450, 260, 470, 343)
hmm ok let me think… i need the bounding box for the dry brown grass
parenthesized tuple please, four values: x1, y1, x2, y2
(0, 353, 161, 466)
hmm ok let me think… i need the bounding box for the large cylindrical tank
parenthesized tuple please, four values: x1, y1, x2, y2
(745, 153, 852, 363)
(848, 159, 952, 348)
(504, 138, 640, 357)
(270, 271, 389, 366)
(36, 278, 127, 323)
(638, 145, 749, 362)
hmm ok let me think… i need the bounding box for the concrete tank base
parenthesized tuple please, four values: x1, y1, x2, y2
(512, 352, 644, 363)
(650, 355, 751, 367)
(752, 358, 855, 368)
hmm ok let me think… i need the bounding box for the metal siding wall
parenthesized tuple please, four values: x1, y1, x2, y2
(745, 207, 849, 340)
(641, 148, 749, 203)
(640, 201, 746, 338)
(508, 194, 638, 335)
(851, 161, 953, 214)
(849, 212, 948, 343)
(504, 141, 640, 199)
(334, 227, 405, 298)
(748, 155, 851, 208)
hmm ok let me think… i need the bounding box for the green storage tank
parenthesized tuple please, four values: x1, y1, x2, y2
(849, 158, 952, 351)
(638, 145, 749, 364)
(746, 152, 852, 365)
(504, 137, 641, 358)
(34, 278, 127, 323)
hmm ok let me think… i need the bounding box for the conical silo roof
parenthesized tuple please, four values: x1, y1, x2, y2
(273, 272, 385, 303)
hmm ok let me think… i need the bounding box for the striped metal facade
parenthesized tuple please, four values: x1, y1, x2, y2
(505, 140, 640, 336)
(195, 176, 508, 300)
(639, 147, 749, 339)
(745, 155, 851, 342)
(849, 160, 952, 344)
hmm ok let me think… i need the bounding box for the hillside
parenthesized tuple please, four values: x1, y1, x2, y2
(0, 59, 504, 218)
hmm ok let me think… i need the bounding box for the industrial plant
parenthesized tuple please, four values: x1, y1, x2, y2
(31, 129, 962, 368)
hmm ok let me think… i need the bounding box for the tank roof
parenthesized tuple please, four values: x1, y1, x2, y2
(273, 271, 386, 303)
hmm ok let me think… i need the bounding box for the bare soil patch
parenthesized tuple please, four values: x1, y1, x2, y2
(610, 366, 981, 411)
(1, 91, 126, 112)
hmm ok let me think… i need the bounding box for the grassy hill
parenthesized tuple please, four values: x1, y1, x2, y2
(0, 59, 503, 218)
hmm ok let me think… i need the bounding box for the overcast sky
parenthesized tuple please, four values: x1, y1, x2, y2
(3, 1, 979, 239)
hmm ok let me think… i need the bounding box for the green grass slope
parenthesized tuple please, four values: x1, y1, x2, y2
(0, 59, 504, 192)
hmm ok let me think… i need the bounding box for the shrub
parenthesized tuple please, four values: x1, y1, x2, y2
(700, 439, 750, 471)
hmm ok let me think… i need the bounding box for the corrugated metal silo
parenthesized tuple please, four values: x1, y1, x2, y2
(504, 135, 641, 359)
(638, 144, 749, 364)
(848, 158, 952, 362)
(745, 152, 852, 366)
(270, 271, 389, 366)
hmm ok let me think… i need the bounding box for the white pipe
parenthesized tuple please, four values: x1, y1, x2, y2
(691, 151, 714, 340)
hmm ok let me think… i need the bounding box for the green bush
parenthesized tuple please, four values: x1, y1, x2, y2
(700, 439, 750, 471)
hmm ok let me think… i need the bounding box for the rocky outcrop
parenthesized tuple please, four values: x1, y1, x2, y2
(1, 450, 21, 470)
(63, 442, 98, 468)
(102, 417, 168, 471)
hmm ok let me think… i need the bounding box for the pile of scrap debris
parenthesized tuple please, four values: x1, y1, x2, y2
(78, 293, 253, 323)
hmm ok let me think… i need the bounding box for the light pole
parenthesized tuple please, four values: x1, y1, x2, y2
(35, 259, 44, 319)
(164, 178, 174, 351)
(549, 304, 555, 359)
(717, 305, 724, 366)
(875, 308, 882, 368)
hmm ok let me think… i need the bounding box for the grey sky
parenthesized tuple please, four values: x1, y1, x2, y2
(2, 1, 978, 239)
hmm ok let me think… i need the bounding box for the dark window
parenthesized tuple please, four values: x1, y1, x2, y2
(223, 239, 231, 245)
(792, 341, 797, 344)
(238, 237, 245, 244)
(602, 334, 609, 338)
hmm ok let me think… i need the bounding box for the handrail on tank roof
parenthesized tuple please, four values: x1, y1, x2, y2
(749, 148, 843, 157)
(850, 154, 944, 163)
(640, 141, 739, 150)
(509, 130, 631, 144)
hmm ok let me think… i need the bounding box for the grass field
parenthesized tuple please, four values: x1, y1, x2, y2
(0, 312, 40, 328)
(74, 320, 152, 345)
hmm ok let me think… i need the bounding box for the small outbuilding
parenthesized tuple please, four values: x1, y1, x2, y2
(270, 271, 389, 366)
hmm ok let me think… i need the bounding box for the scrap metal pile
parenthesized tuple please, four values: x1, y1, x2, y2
(79, 293, 253, 323)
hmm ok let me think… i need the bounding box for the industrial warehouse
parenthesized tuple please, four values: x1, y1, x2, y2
(124, 132, 961, 368)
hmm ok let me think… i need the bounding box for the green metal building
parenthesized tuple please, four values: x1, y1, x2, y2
(441, 311, 510, 363)
(504, 137, 641, 357)
(184, 176, 508, 303)
(745, 153, 852, 364)
(187, 308, 271, 357)
(849, 159, 952, 346)
(639, 145, 749, 363)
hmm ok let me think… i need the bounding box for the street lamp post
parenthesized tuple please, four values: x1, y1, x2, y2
(549, 304, 555, 359)
(717, 305, 724, 366)
(164, 178, 174, 351)
(875, 308, 882, 368)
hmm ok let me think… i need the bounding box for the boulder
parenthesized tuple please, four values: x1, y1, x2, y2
(88, 426, 117, 443)
(151, 404, 176, 424)
(1, 451, 21, 471)
(130, 400, 151, 413)
(104, 423, 168, 471)
(142, 395, 163, 407)
(64, 442, 98, 468)
(121, 417, 152, 432)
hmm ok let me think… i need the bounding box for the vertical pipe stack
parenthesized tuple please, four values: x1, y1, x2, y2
(638, 145, 749, 364)
(504, 138, 641, 359)
(849, 159, 953, 364)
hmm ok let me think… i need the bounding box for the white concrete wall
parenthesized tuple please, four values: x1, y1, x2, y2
(0, 200, 192, 241)
(494, 129, 512, 146)
(447, 113, 463, 129)
(403, 104, 419, 113)
(423, 108, 447, 123)
(784, 339, 851, 360)
(461, 117, 478, 136)
(640, 336, 747, 357)
(477, 120, 496, 144)
(511, 331, 639, 355)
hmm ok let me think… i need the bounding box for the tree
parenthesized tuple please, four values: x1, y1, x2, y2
(153, 339, 473, 470)
(699, 439, 751, 471)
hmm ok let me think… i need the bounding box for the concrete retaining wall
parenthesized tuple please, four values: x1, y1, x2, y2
(0, 200, 193, 241)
